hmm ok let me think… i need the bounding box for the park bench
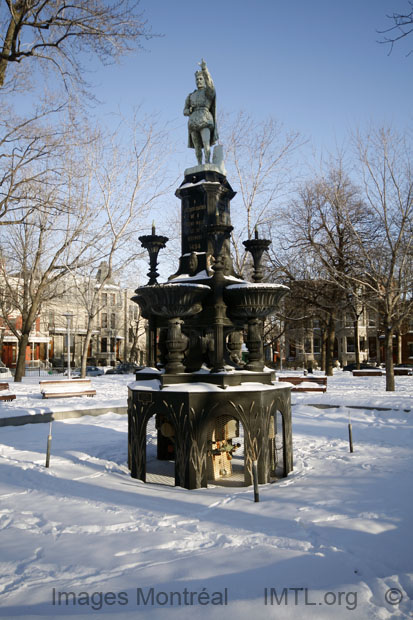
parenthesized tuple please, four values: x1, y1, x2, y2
(277, 376, 327, 392)
(393, 367, 413, 376)
(352, 369, 383, 377)
(40, 378, 96, 399)
(0, 382, 16, 401)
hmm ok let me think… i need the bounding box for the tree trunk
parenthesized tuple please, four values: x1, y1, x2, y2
(0, 14, 21, 88)
(325, 312, 335, 376)
(320, 329, 327, 372)
(0, 329, 4, 362)
(354, 319, 360, 369)
(14, 332, 30, 382)
(385, 328, 395, 392)
(80, 330, 93, 378)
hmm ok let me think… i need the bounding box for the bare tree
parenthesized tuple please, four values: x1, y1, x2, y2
(67, 112, 172, 376)
(348, 127, 413, 391)
(221, 111, 303, 276)
(127, 303, 145, 363)
(273, 165, 371, 375)
(378, 1, 413, 55)
(0, 102, 72, 225)
(279, 130, 413, 390)
(0, 0, 152, 92)
(0, 133, 107, 381)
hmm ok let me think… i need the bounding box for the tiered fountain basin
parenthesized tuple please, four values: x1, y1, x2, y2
(132, 283, 211, 374)
(224, 282, 289, 372)
(133, 282, 211, 318)
(224, 282, 289, 319)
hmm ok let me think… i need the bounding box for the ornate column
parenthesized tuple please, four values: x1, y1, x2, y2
(138, 226, 168, 367)
(207, 221, 233, 373)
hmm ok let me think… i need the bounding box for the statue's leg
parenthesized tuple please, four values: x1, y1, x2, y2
(191, 132, 203, 165)
(201, 128, 211, 163)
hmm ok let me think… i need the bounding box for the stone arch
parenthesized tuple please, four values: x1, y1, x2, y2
(128, 398, 177, 485)
(198, 403, 254, 487)
(205, 412, 246, 486)
(269, 404, 293, 478)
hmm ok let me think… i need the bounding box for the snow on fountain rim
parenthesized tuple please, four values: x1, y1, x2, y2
(138, 282, 211, 290)
(226, 282, 289, 290)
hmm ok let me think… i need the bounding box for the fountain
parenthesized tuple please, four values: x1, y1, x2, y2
(128, 60, 293, 490)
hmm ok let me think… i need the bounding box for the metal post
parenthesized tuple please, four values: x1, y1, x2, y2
(348, 423, 354, 453)
(252, 459, 259, 502)
(348, 410, 354, 453)
(45, 421, 52, 467)
(67, 320, 71, 379)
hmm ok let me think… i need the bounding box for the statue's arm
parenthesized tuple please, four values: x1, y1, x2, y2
(200, 59, 215, 96)
(183, 94, 192, 117)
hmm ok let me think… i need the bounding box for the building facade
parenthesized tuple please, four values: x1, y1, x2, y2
(283, 309, 413, 368)
(0, 267, 146, 369)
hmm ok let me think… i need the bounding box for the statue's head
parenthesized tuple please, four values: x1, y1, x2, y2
(195, 71, 205, 88)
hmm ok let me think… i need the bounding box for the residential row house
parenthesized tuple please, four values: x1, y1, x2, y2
(0, 264, 146, 369)
(282, 309, 413, 368)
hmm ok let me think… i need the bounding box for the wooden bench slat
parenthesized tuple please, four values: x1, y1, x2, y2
(42, 390, 96, 399)
(291, 386, 327, 392)
(278, 376, 327, 385)
(394, 368, 413, 376)
(0, 393, 16, 401)
(352, 370, 383, 376)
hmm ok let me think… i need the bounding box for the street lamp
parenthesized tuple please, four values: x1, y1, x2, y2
(62, 312, 74, 379)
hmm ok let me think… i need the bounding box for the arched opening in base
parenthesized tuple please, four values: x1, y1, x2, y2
(269, 410, 285, 481)
(206, 414, 246, 487)
(145, 414, 176, 486)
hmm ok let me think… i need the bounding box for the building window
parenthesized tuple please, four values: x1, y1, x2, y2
(111, 294, 116, 305)
(313, 337, 321, 354)
(346, 337, 355, 353)
(304, 339, 312, 354)
(368, 337, 377, 358)
(110, 313, 116, 329)
(101, 313, 108, 328)
(368, 315, 376, 328)
(313, 319, 320, 329)
(101, 338, 107, 353)
(101, 293, 107, 305)
(409, 342, 413, 358)
(288, 342, 296, 358)
(345, 313, 353, 328)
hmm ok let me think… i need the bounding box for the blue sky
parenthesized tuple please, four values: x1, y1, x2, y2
(89, 0, 412, 167)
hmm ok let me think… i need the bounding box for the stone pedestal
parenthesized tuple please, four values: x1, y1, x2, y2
(173, 168, 236, 278)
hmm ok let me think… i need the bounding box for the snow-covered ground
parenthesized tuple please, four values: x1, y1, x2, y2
(0, 371, 412, 619)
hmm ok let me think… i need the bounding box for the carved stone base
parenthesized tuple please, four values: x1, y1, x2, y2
(128, 379, 292, 490)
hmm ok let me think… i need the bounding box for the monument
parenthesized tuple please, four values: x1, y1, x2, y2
(127, 61, 293, 490)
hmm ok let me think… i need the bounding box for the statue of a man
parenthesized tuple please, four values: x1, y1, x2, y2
(184, 59, 218, 165)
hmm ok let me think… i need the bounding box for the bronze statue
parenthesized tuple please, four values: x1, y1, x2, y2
(184, 59, 218, 165)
